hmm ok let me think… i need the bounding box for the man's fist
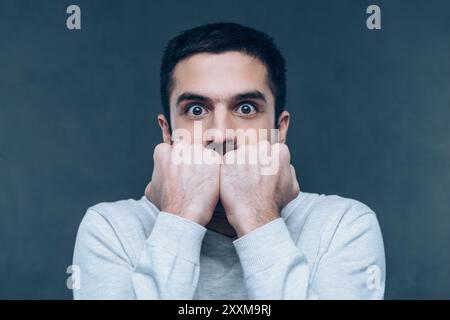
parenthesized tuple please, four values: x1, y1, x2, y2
(145, 141, 221, 226)
(220, 141, 300, 237)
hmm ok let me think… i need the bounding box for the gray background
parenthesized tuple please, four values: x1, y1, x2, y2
(0, 0, 449, 299)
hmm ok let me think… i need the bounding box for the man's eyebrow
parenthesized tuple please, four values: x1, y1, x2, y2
(232, 90, 267, 103)
(176, 90, 267, 106)
(176, 92, 212, 106)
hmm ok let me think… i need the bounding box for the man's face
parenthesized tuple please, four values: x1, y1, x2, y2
(159, 51, 289, 151)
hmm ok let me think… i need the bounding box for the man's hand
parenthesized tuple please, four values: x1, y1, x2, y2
(145, 141, 221, 226)
(220, 141, 300, 237)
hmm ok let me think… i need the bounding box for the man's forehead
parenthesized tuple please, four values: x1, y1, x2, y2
(174, 51, 265, 71)
(170, 52, 273, 104)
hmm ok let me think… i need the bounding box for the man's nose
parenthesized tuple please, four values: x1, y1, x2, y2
(204, 110, 237, 156)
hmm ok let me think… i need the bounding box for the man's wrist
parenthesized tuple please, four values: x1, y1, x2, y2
(147, 211, 207, 264)
(163, 202, 208, 226)
(231, 209, 280, 238)
(232, 217, 300, 276)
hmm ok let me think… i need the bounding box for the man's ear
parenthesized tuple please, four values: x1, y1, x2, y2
(277, 111, 290, 144)
(157, 114, 172, 144)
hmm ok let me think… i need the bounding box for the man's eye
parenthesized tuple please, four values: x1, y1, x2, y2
(186, 104, 207, 116)
(235, 103, 258, 115)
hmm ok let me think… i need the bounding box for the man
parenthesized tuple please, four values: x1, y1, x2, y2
(72, 22, 385, 299)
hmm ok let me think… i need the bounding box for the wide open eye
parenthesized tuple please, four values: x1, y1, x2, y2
(235, 103, 258, 115)
(186, 104, 207, 116)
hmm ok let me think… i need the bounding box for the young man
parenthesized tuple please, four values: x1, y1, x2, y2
(72, 22, 385, 299)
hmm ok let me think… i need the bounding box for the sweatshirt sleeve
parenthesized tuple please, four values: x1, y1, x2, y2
(232, 211, 385, 300)
(72, 209, 207, 299)
(309, 211, 386, 299)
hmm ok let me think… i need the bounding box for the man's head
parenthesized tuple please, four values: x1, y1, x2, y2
(158, 22, 290, 150)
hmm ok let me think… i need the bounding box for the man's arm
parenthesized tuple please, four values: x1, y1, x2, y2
(232, 211, 385, 299)
(221, 141, 385, 299)
(73, 142, 221, 299)
(72, 209, 206, 299)
(308, 211, 385, 299)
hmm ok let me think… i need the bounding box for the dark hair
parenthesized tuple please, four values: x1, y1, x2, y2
(160, 22, 286, 126)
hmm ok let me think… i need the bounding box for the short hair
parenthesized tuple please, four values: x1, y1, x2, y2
(160, 22, 286, 127)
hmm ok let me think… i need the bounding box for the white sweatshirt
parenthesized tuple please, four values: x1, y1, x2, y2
(72, 191, 385, 299)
